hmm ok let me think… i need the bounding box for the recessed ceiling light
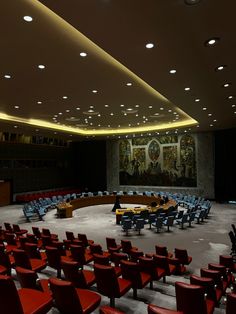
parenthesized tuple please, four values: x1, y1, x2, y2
(195, 98, 200, 102)
(38, 64, 45, 69)
(160, 107, 164, 110)
(92, 90, 98, 93)
(136, 114, 139, 117)
(148, 105, 153, 109)
(88, 109, 94, 113)
(120, 104, 124, 107)
(213, 119, 217, 122)
(168, 109, 172, 112)
(62, 96, 68, 99)
(154, 113, 159, 116)
(184, 87, 190, 91)
(23, 16, 33, 22)
(135, 105, 139, 108)
(89, 105, 94, 108)
(54, 132, 57, 135)
(215, 65, 226, 71)
(228, 95, 234, 99)
(184, 0, 201, 5)
(232, 104, 236, 108)
(37, 101, 42, 104)
(14, 125, 18, 128)
(210, 124, 213, 127)
(58, 112, 63, 115)
(14, 105, 19, 109)
(4, 74, 11, 79)
(127, 108, 133, 111)
(208, 113, 212, 116)
(205, 37, 220, 47)
(35, 129, 39, 132)
(124, 113, 127, 116)
(110, 113, 114, 116)
(202, 107, 207, 110)
(169, 69, 177, 74)
(66, 109, 70, 112)
(126, 82, 132, 86)
(80, 52, 87, 57)
(105, 104, 109, 107)
(146, 43, 154, 49)
(223, 83, 231, 88)
(76, 107, 80, 110)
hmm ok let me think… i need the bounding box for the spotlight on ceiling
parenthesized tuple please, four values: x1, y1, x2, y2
(184, 0, 201, 5)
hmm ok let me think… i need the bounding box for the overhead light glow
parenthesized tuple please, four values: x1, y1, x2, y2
(80, 52, 87, 57)
(195, 99, 200, 102)
(23, 16, 33, 22)
(169, 69, 176, 74)
(146, 43, 154, 49)
(205, 38, 220, 47)
(184, 87, 190, 91)
(215, 65, 226, 71)
(92, 90, 98, 93)
(4, 74, 11, 79)
(38, 64, 45, 69)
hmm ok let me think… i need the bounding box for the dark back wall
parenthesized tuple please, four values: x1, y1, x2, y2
(0, 142, 75, 194)
(71, 140, 107, 192)
(215, 128, 236, 202)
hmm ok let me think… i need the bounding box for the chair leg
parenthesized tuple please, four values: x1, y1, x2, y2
(57, 269, 61, 278)
(163, 276, 166, 283)
(110, 297, 115, 308)
(150, 281, 153, 290)
(133, 287, 137, 299)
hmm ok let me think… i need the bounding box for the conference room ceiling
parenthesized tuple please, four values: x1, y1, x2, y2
(0, 0, 235, 140)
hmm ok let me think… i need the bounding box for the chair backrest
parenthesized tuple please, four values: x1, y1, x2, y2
(0, 275, 24, 314)
(190, 274, 216, 303)
(0, 248, 11, 273)
(93, 253, 110, 266)
(153, 254, 169, 274)
(32, 226, 41, 238)
(138, 256, 156, 278)
(41, 235, 52, 247)
(77, 233, 89, 247)
(175, 281, 207, 314)
(13, 224, 21, 232)
(49, 277, 83, 314)
(5, 233, 16, 245)
(155, 245, 168, 257)
(4, 223, 12, 232)
(175, 248, 189, 264)
(111, 252, 128, 267)
(90, 244, 103, 255)
(18, 236, 28, 250)
(106, 238, 117, 249)
(61, 260, 87, 288)
(16, 266, 38, 289)
(66, 231, 75, 241)
(70, 245, 86, 265)
(135, 219, 145, 229)
(42, 228, 51, 237)
(45, 246, 61, 269)
(200, 268, 222, 288)
(226, 293, 236, 314)
(25, 243, 41, 259)
(120, 260, 142, 288)
(121, 240, 132, 254)
(51, 241, 66, 256)
(13, 249, 31, 270)
(94, 264, 120, 297)
(219, 255, 234, 270)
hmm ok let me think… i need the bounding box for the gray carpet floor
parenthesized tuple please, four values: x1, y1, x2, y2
(1, 201, 235, 313)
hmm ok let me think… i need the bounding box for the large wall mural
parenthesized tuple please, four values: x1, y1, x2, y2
(119, 134, 197, 187)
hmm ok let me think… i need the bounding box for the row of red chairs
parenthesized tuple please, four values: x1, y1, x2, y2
(1, 223, 236, 313)
(15, 188, 81, 202)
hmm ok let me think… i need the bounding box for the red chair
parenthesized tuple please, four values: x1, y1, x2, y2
(155, 245, 173, 258)
(94, 263, 132, 307)
(0, 274, 52, 314)
(175, 281, 215, 314)
(121, 240, 138, 255)
(153, 255, 176, 282)
(70, 244, 93, 268)
(0, 244, 14, 274)
(16, 266, 51, 295)
(4, 233, 18, 253)
(219, 255, 236, 273)
(49, 277, 101, 314)
(4, 222, 13, 233)
(13, 249, 47, 272)
(100, 305, 125, 314)
(106, 238, 122, 253)
(78, 233, 94, 247)
(42, 228, 58, 240)
(66, 231, 78, 241)
(45, 246, 71, 278)
(93, 253, 121, 277)
(111, 252, 128, 267)
(190, 274, 222, 306)
(139, 256, 166, 287)
(32, 226, 42, 239)
(174, 248, 192, 274)
(226, 293, 236, 314)
(208, 263, 233, 288)
(62, 260, 96, 288)
(120, 259, 151, 299)
(148, 304, 183, 314)
(12, 224, 28, 237)
(90, 243, 111, 257)
(200, 268, 226, 294)
(25, 242, 47, 261)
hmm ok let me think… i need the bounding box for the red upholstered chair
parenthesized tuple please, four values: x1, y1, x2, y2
(94, 263, 132, 307)
(4, 233, 18, 253)
(51, 240, 67, 256)
(78, 233, 94, 247)
(121, 240, 138, 255)
(190, 274, 222, 306)
(219, 255, 236, 273)
(152, 255, 176, 282)
(175, 281, 215, 314)
(49, 277, 101, 314)
(120, 259, 151, 299)
(174, 248, 192, 274)
(45, 245, 71, 278)
(200, 268, 226, 294)
(0, 244, 14, 274)
(100, 305, 125, 314)
(25, 242, 47, 261)
(26, 233, 39, 245)
(226, 293, 236, 314)
(90, 243, 111, 258)
(61, 260, 96, 288)
(155, 245, 173, 258)
(111, 252, 128, 267)
(93, 253, 121, 277)
(42, 228, 58, 240)
(18, 236, 28, 250)
(148, 304, 183, 314)
(66, 231, 77, 241)
(13, 248, 47, 272)
(4, 222, 13, 233)
(41, 235, 53, 248)
(13, 224, 28, 237)
(106, 238, 122, 253)
(70, 244, 93, 268)
(0, 274, 52, 314)
(208, 263, 233, 288)
(139, 256, 166, 287)
(16, 266, 51, 295)
(32, 226, 42, 239)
